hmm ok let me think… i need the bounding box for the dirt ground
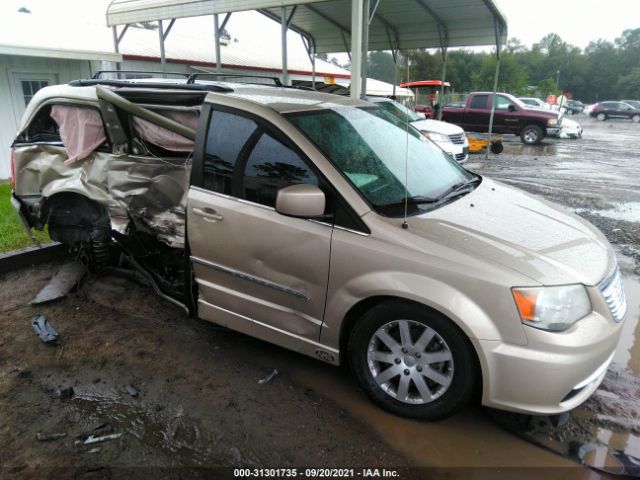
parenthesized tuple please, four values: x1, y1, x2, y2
(1, 114, 639, 479)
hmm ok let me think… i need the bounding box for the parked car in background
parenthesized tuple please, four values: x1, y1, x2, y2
(442, 92, 561, 145)
(11, 76, 627, 420)
(369, 97, 469, 163)
(555, 117, 583, 139)
(564, 100, 585, 115)
(589, 101, 640, 122)
(519, 97, 550, 109)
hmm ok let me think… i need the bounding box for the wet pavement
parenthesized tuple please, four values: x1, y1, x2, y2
(1, 115, 639, 479)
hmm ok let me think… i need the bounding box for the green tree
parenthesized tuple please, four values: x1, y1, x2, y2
(617, 67, 640, 98)
(367, 51, 397, 84)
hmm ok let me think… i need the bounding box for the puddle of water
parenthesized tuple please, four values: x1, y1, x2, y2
(503, 143, 557, 156)
(280, 362, 573, 469)
(68, 384, 221, 467)
(596, 203, 640, 224)
(613, 275, 640, 374)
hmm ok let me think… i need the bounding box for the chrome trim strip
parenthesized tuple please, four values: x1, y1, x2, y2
(572, 352, 614, 390)
(190, 186, 275, 211)
(334, 224, 370, 236)
(190, 255, 309, 300)
(308, 219, 369, 236)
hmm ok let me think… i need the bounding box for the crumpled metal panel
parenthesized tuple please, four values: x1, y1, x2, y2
(14, 144, 191, 248)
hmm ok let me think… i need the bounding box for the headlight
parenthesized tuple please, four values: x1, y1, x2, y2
(512, 284, 591, 331)
(422, 132, 449, 143)
(547, 118, 559, 126)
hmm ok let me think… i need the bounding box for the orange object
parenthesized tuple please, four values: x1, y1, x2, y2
(512, 289, 538, 320)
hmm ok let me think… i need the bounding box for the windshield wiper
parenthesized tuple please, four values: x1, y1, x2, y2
(434, 177, 482, 204)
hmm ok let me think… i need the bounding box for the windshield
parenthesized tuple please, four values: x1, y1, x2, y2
(624, 100, 640, 109)
(287, 106, 476, 217)
(375, 100, 423, 122)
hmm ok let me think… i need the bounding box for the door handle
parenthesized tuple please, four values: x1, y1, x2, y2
(193, 207, 223, 222)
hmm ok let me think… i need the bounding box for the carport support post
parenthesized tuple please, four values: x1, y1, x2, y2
(158, 20, 166, 77)
(214, 14, 222, 74)
(360, 0, 370, 99)
(311, 43, 316, 89)
(438, 48, 447, 120)
(350, 0, 364, 99)
(486, 19, 503, 161)
(281, 6, 289, 86)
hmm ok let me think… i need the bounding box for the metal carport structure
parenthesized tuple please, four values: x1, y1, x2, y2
(106, 0, 507, 156)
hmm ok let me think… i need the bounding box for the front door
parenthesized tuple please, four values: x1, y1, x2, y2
(492, 94, 522, 133)
(187, 107, 332, 347)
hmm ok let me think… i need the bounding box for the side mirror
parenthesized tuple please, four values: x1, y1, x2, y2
(508, 104, 516, 112)
(276, 184, 325, 218)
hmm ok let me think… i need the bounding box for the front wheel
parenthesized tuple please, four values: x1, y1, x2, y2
(632, 114, 640, 123)
(348, 302, 477, 420)
(520, 124, 543, 145)
(596, 113, 606, 121)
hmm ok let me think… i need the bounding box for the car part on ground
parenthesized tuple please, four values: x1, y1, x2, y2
(31, 315, 59, 343)
(31, 261, 87, 304)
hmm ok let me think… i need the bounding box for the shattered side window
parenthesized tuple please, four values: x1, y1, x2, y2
(131, 110, 199, 153)
(203, 110, 257, 194)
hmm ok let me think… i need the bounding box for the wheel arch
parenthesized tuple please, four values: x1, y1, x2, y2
(338, 295, 484, 400)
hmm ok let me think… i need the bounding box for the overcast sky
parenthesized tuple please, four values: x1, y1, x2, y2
(0, 0, 638, 53)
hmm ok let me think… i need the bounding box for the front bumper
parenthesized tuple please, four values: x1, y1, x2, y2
(436, 141, 469, 163)
(474, 286, 624, 415)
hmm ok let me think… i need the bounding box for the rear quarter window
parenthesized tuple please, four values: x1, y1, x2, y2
(470, 95, 488, 109)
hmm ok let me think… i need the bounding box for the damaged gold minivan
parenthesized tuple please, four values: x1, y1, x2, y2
(11, 75, 627, 420)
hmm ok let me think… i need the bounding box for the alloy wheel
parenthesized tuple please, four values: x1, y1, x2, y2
(366, 319, 454, 404)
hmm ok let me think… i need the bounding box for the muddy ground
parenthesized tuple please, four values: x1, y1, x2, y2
(1, 114, 639, 479)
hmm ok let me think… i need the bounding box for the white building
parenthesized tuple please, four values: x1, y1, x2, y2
(0, 11, 411, 179)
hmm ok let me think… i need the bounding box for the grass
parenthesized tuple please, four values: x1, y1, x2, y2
(0, 182, 49, 253)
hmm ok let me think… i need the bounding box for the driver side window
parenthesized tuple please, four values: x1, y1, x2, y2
(495, 96, 514, 110)
(243, 132, 319, 208)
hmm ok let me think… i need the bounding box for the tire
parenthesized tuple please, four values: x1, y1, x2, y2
(520, 124, 543, 145)
(567, 109, 574, 115)
(597, 113, 606, 121)
(632, 115, 640, 123)
(348, 301, 477, 420)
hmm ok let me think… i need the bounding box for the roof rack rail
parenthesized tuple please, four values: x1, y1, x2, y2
(92, 70, 191, 80)
(186, 72, 282, 86)
(69, 79, 233, 93)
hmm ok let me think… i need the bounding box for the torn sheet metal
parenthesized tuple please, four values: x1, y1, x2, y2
(31, 261, 87, 304)
(14, 145, 191, 248)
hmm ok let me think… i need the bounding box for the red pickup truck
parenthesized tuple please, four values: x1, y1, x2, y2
(441, 92, 561, 145)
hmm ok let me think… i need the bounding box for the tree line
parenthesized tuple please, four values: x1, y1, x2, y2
(363, 29, 640, 103)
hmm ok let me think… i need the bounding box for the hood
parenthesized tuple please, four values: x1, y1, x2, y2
(410, 118, 464, 136)
(406, 178, 613, 286)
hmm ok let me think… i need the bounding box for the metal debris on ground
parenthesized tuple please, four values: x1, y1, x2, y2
(124, 384, 139, 397)
(31, 315, 59, 344)
(82, 433, 123, 445)
(53, 386, 74, 399)
(31, 261, 87, 305)
(258, 369, 278, 384)
(36, 432, 67, 442)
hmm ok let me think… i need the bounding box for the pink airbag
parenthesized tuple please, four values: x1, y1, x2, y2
(50, 105, 107, 165)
